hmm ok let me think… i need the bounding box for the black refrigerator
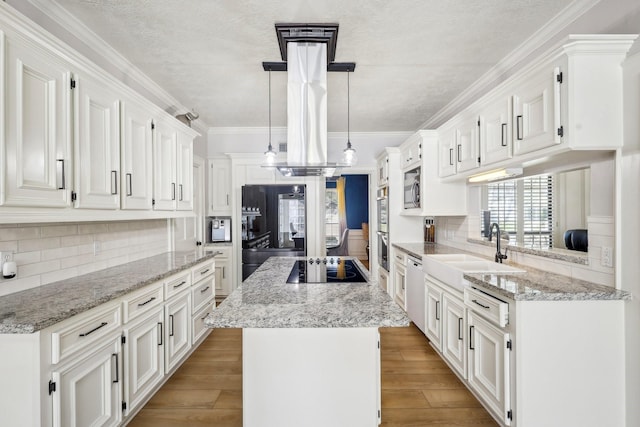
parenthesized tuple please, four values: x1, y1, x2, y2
(241, 184, 307, 280)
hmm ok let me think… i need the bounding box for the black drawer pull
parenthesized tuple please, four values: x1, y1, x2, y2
(516, 115, 523, 140)
(200, 312, 210, 321)
(469, 326, 475, 350)
(472, 299, 490, 309)
(169, 315, 174, 337)
(112, 353, 119, 383)
(200, 269, 210, 275)
(200, 286, 210, 293)
(458, 317, 463, 341)
(79, 322, 108, 337)
(435, 301, 440, 321)
(137, 296, 156, 307)
(501, 123, 507, 147)
(158, 322, 163, 346)
(173, 281, 186, 289)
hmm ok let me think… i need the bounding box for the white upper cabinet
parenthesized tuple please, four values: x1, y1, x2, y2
(73, 73, 121, 209)
(152, 120, 177, 211)
(455, 115, 480, 173)
(208, 157, 231, 216)
(479, 96, 512, 166)
(3, 31, 72, 207)
(376, 153, 389, 187)
(120, 99, 153, 210)
(400, 136, 421, 171)
(512, 67, 561, 156)
(176, 131, 193, 211)
(437, 126, 457, 178)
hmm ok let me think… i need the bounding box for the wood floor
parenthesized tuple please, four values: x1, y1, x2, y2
(129, 324, 498, 426)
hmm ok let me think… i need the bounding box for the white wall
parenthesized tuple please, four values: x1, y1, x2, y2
(0, 220, 169, 297)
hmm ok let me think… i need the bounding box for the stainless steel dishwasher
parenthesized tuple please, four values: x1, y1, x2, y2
(405, 255, 425, 334)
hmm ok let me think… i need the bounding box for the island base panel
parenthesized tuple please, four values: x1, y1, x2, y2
(243, 327, 381, 427)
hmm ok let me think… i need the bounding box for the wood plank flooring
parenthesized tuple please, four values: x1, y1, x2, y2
(129, 324, 498, 426)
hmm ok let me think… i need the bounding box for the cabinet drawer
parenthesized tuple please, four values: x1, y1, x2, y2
(192, 260, 215, 283)
(164, 271, 192, 299)
(192, 301, 215, 344)
(51, 302, 121, 364)
(465, 287, 509, 328)
(393, 250, 407, 264)
(192, 276, 215, 312)
(123, 282, 164, 323)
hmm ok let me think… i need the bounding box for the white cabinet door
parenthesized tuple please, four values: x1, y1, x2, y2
(455, 117, 480, 173)
(3, 34, 72, 207)
(73, 74, 120, 209)
(377, 155, 389, 187)
(393, 260, 406, 309)
(152, 121, 177, 211)
(122, 307, 164, 415)
(208, 158, 231, 215)
(165, 291, 192, 373)
(438, 126, 457, 178)
(442, 292, 466, 379)
(512, 67, 562, 156)
(214, 256, 231, 297)
(467, 311, 511, 425)
(424, 281, 442, 351)
(51, 335, 122, 427)
(480, 97, 512, 166)
(176, 132, 194, 211)
(120, 100, 153, 210)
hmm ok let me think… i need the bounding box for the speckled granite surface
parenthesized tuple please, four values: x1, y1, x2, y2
(205, 257, 410, 329)
(393, 242, 630, 302)
(0, 251, 216, 334)
(467, 237, 589, 265)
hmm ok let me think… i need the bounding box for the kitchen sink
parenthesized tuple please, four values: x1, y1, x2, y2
(423, 254, 526, 291)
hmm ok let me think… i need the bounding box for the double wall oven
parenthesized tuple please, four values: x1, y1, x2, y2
(376, 186, 389, 271)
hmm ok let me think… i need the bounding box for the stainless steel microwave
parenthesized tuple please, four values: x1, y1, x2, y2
(403, 168, 420, 209)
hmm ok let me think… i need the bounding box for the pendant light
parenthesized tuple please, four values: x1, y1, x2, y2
(264, 68, 277, 165)
(342, 70, 357, 165)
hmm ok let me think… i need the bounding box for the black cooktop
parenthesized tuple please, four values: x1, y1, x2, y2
(286, 258, 367, 284)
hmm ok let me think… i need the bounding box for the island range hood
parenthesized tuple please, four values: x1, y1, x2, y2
(262, 24, 355, 177)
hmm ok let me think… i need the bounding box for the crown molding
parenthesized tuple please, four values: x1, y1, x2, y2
(25, 0, 209, 128)
(421, 0, 601, 129)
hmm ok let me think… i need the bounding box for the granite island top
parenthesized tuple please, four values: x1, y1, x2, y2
(0, 251, 216, 334)
(393, 242, 631, 302)
(205, 257, 410, 329)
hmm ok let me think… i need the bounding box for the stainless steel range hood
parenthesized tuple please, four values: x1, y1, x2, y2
(263, 24, 355, 177)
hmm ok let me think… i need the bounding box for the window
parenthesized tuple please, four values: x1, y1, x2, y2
(325, 188, 339, 246)
(482, 175, 553, 249)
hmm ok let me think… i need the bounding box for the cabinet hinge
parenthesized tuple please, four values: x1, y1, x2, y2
(152, 199, 156, 206)
(477, 156, 481, 164)
(378, 409, 381, 419)
(71, 191, 77, 202)
(557, 126, 564, 137)
(507, 339, 512, 350)
(121, 334, 126, 345)
(48, 380, 56, 395)
(556, 72, 563, 83)
(70, 78, 76, 89)
(507, 409, 513, 421)
(122, 401, 127, 411)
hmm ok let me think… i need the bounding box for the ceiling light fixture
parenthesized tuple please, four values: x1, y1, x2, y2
(342, 70, 357, 166)
(264, 68, 277, 166)
(468, 167, 523, 183)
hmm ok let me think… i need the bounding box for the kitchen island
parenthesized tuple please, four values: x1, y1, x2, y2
(205, 256, 409, 427)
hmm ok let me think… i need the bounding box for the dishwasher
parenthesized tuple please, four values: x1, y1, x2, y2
(405, 255, 425, 334)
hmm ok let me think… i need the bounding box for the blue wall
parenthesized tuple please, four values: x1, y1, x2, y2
(326, 175, 369, 230)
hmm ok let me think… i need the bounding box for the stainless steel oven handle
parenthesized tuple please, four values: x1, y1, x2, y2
(412, 181, 420, 207)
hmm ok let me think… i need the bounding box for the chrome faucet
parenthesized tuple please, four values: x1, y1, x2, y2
(488, 222, 508, 263)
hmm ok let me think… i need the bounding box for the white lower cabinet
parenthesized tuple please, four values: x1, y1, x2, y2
(212, 248, 232, 298)
(193, 301, 216, 344)
(467, 310, 511, 425)
(164, 290, 192, 373)
(424, 280, 443, 352)
(441, 292, 466, 379)
(51, 334, 122, 427)
(122, 307, 164, 415)
(393, 260, 406, 309)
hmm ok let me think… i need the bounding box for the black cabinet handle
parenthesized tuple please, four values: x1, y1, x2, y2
(79, 322, 107, 337)
(179, 184, 183, 201)
(112, 353, 119, 383)
(172, 183, 176, 200)
(111, 170, 118, 195)
(222, 267, 226, 279)
(469, 325, 475, 350)
(435, 301, 440, 321)
(449, 148, 453, 166)
(457, 144, 462, 163)
(200, 286, 210, 293)
(516, 115, 523, 140)
(501, 123, 507, 147)
(57, 159, 66, 190)
(126, 173, 132, 196)
(158, 322, 163, 345)
(472, 299, 490, 309)
(458, 318, 463, 340)
(201, 312, 210, 321)
(137, 296, 156, 307)
(169, 315, 174, 337)
(200, 269, 210, 275)
(173, 281, 186, 289)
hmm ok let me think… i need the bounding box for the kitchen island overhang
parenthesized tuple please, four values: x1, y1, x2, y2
(205, 257, 409, 427)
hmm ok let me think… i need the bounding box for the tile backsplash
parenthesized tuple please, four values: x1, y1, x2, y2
(0, 220, 169, 297)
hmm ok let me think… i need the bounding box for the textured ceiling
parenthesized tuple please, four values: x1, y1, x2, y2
(53, 0, 574, 132)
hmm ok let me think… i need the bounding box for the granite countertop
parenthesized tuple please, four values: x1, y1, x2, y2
(205, 257, 410, 329)
(393, 242, 631, 302)
(0, 251, 216, 334)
